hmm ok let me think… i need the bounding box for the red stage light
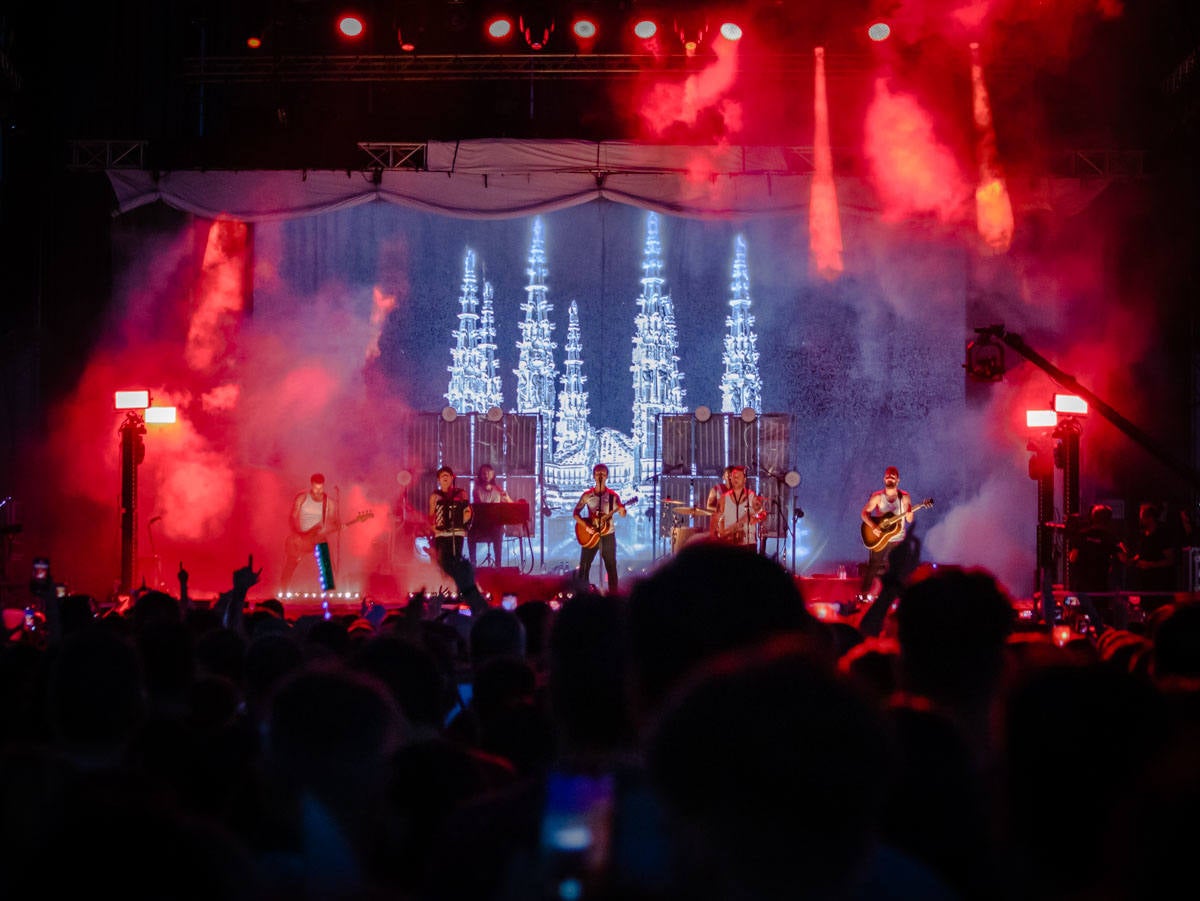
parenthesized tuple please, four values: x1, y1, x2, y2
(868, 22, 891, 42)
(633, 19, 657, 40)
(573, 18, 597, 40)
(487, 16, 514, 40)
(338, 15, 365, 39)
(246, 36, 262, 50)
(718, 22, 742, 41)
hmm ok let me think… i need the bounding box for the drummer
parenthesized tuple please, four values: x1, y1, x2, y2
(706, 466, 734, 514)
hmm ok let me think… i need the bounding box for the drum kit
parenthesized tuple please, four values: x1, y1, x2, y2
(664, 499, 712, 553)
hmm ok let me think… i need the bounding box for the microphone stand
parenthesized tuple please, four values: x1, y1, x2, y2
(791, 506, 805, 574)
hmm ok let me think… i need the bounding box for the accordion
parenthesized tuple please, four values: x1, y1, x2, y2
(434, 498, 468, 532)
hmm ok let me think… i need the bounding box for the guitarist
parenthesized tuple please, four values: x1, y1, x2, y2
(573, 463, 628, 594)
(710, 464, 764, 547)
(859, 466, 912, 601)
(281, 472, 340, 592)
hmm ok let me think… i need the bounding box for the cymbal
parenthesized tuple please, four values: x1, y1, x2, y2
(663, 498, 686, 505)
(672, 506, 712, 516)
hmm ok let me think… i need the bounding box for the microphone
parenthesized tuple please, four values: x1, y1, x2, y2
(792, 507, 805, 520)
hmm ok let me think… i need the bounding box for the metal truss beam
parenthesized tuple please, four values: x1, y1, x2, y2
(356, 142, 426, 170)
(1049, 149, 1146, 179)
(68, 140, 148, 171)
(181, 52, 857, 84)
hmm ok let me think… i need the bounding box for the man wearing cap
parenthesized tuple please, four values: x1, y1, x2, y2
(859, 466, 912, 600)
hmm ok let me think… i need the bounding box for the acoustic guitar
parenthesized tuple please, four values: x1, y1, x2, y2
(860, 498, 933, 551)
(714, 508, 766, 542)
(285, 509, 375, 559)
(575, 496, 638, 548)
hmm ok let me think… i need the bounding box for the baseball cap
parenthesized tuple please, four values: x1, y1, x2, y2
(884, 466, 900, 478)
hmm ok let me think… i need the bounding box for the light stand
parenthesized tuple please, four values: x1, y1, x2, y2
(114, 390, 176, 596)
(118, 411, 146, 594)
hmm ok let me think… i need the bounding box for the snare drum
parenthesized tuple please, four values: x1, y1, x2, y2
(671, 526, 703, 554)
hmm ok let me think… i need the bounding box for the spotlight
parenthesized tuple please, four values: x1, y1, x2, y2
(486, 16, 514, 41)
(337, 14, 366, 39)
(633, 19, 657, 40)
(144, 407, 177, 425)
(964, 328, 1006, 382)
(246, 36, 263, 50)
(718, 22, 742, 41)
(114, 390, 150, 411)
(572, 18, 597, 41)
(1054, 394, 1088, 415)
(868, 22, 891, 42)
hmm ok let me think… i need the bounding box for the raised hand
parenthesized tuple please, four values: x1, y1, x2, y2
(233, 554, 262, 594)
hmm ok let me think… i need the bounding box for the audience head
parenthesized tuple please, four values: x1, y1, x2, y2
(628, 540, 829, 716)
(647, 634, 890, 900)
(894, 564, 1015, 707)
(469, 607, 526, 668)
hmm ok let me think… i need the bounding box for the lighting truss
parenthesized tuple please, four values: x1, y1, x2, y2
(181, 52, 842, 84)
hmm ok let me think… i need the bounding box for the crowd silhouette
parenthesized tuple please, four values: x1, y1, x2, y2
(2, 539, 1199, 900)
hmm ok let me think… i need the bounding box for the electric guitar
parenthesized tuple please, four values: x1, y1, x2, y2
(285, 509, 374, 559)
(575, 496, 638, 548)
(860, 498, 933, 551)
(714, 508, 766, 542)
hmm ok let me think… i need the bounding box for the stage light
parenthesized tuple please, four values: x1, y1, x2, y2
(1026, 410, 1058, 429)
(115, 390, 150, 411)
(868, 22, 891, 42)
(572, 18, 597, 40)
(740, 407, 757, 423)
(633, 19, 657, 40)
(718, 22, 742, 41)
(441, 405, 458, 422)
(964, 329, 1006, 381)
(486, 16, 514, 40)
(694, 404, 712, 422)
(338, 15, 366, 39)
(1054, 394, 1088, 415)
(144, 407, 177, 425)
(397, 28, 415, 52)
(520, 14, 554, 50)
(246, 36, 262, 49)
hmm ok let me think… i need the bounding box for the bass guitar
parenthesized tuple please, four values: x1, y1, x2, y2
(575, 497, 638, 548)
(861, 498, 933, 551)
(285, 509, 375, 559)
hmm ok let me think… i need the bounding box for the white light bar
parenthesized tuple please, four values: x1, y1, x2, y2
(1054, 394, 1088, 415)
(144, 406, 177, 424)
(114, 390, 150, 411)
(1026, 410, 1058, 428)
